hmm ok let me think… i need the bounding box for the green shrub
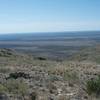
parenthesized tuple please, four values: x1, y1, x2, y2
(63, 71, 78, 84)
(86, 77, 100, 96)
(0, 84, 8, 93)
(6, 79, 28, 96)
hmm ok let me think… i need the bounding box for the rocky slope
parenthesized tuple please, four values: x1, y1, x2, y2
(0, 49, 100, 100)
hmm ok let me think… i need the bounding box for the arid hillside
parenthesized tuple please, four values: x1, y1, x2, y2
(0, 48, 100, 100)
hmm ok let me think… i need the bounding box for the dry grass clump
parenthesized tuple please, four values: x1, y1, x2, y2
(0, 84, 8, 93)
(0, 67, 11, 73)
(6, 79, 29, 96)
(47, 63, 67, 76)
(47, 62, 79, 85)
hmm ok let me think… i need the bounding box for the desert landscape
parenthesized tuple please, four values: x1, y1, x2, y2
(0, 0, 100, 99)
(0, 32, 100, 100)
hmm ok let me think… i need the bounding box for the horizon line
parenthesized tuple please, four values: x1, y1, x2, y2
(0, 30, 100, 35)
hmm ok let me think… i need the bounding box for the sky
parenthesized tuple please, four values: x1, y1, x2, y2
(0, 0, 100, 33)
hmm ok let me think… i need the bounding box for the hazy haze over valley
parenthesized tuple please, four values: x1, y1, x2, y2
(0, 31, 100, 60)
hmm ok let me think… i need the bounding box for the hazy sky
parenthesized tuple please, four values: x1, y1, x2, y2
(0, 0, 100, 33)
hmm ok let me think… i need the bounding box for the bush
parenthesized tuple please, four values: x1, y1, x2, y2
(36, 57, 46, 60)
(0, 67, 11, 73)
(86, 77, 100, 96)
(6, 79, 28, 96)
(8, 72, 30, 79)
(0, 84, 8, 93)
(63, 71, 78, 84)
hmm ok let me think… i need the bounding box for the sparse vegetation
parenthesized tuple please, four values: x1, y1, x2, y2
(63, 70, 79, 84)
(0, 67, 11, 73)
(0, 84, 8, 93)
(70, 46, 100, 63)
(6, 79, 28, 96)
(8, 72, 30, 79)
(0, 47, 99, 99)
(86, 76, 100, 96)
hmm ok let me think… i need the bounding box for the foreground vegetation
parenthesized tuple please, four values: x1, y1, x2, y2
(0, 48, 100, 100)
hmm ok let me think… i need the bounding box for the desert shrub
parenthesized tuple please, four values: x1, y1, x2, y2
(35, 57, 46, 60)
(8, 72, 30, 79)
(6, 79, 28, 96)
(0, 84, 8, 93)
(63, 71, 79, 84)
(49, 75, 61, 82)
(86, 76, 100, 96)
(0, 67, 11, 73)
(48, 65, 66, 76)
